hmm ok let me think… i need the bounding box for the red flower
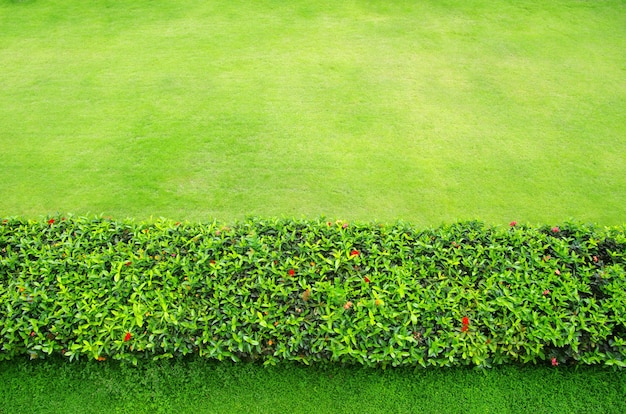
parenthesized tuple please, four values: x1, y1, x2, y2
(343, 301, 353, 310)
(461, 316, 470, 332)
(125, 261, 132, 266)
(350, 250, 359, 256)
(551, 227, 560, 233)
(124, 332, 132, 342)
(364, 276, 370, 283)
(288, 269, 295, 276)
(48, 218, 55, 225)
(30, 331, 36, 337)
(543, 289, 550, 296)
(551, 357, 558, 366)
(342, 223, 348, 229)
(509, 221, 517, 227)
(593, 256, 598, 263)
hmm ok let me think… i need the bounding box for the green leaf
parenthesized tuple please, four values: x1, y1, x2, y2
(133, 302, 144, 328)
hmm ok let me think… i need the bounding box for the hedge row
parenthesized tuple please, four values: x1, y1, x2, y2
(1, 216, 625, 368)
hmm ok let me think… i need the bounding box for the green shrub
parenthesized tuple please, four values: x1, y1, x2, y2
(1, 216, 625, 368)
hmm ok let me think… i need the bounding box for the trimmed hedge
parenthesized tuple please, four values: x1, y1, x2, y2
(1, 216, 625, 368)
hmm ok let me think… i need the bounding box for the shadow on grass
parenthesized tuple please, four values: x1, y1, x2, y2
(1, 356, 625, 413)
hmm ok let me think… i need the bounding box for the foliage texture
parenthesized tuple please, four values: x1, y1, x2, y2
(1, 217, 625, 368)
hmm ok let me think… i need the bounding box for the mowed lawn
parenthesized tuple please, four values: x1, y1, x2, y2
(1, 0, 625, 225)
(2, 358, 626, 414)
(1, 3, 626, 412)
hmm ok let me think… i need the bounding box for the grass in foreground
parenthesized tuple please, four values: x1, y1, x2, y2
(1, 357, 625, 414)
(1, 0, 625, 225)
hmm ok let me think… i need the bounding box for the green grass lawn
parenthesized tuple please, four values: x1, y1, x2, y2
(1, 357, 626, 414)
(1, 0, 625, 225)
(1, 0, 626, 412)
